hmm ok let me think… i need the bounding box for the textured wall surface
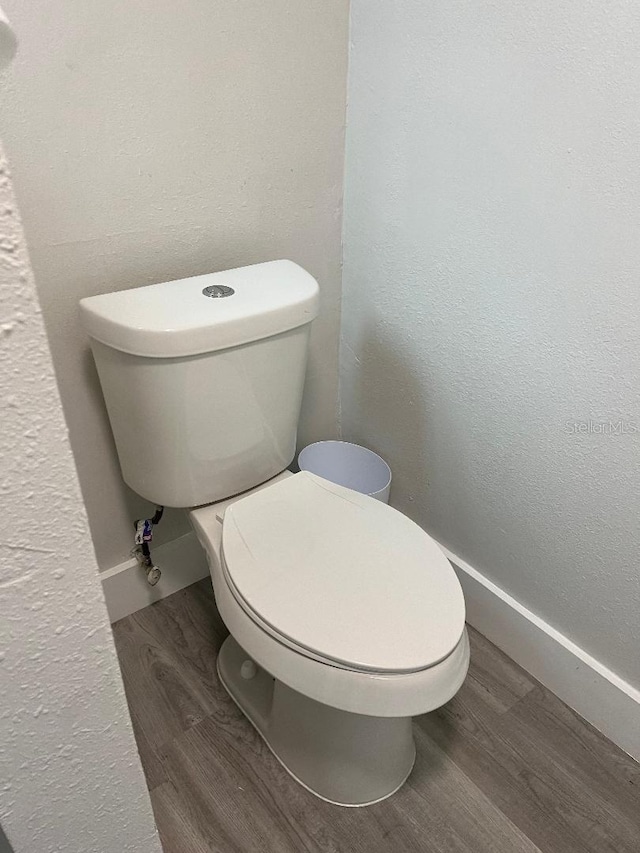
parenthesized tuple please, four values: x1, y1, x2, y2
(0, 147, 160, 852)
(0, 0, 349, 570)
(343, 0, 640, 688)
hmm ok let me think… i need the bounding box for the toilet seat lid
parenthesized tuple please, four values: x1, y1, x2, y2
(221, 472, 465, 673)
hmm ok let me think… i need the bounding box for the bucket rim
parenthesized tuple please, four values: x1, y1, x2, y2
(298, 440, 392, 494)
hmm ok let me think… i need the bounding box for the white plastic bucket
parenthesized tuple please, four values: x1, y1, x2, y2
(297, 441, 392, 503)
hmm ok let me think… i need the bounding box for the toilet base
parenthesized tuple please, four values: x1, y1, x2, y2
(217, 636, 416, 807)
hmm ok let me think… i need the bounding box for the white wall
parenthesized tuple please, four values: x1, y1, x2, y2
(0, 143, 160, 852)
(343, 1, 640, 691)
(0, 0, 349, 571)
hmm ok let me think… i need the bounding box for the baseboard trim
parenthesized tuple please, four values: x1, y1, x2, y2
(438, 542, 640, 761)
(100, 532, 210, 624)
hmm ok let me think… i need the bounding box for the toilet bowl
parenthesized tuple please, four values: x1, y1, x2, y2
(190, 470, 470, 806)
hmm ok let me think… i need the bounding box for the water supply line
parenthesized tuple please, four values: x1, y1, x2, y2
(132, 505, 164, 585)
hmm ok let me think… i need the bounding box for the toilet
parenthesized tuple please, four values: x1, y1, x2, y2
(80, 259, 470, 807)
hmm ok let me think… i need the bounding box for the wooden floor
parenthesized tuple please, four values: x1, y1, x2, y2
(112, 579, 640, 853)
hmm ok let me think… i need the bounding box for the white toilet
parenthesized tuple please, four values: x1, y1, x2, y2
(81, 260, 469, 807)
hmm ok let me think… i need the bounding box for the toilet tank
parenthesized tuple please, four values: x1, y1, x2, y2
(80, 260, 319, 507)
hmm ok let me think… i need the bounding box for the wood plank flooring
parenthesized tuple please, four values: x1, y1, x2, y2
(112, 578, 639, 853)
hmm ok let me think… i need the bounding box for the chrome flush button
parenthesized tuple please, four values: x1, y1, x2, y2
(202, 285, 235, 298)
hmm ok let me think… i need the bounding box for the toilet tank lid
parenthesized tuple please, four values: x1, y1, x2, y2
(79, 260, 319, 358)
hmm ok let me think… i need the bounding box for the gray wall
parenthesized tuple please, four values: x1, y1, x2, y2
(342, 0, 640, 689)
(0, 0, 349, 570)
(0, 823, 14, 853)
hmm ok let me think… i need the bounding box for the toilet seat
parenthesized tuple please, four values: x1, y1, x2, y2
(221, 471, 465, 674)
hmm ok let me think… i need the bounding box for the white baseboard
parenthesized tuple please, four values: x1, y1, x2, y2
(438, 542, 640, 762)
(100, 532, 210, 624)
